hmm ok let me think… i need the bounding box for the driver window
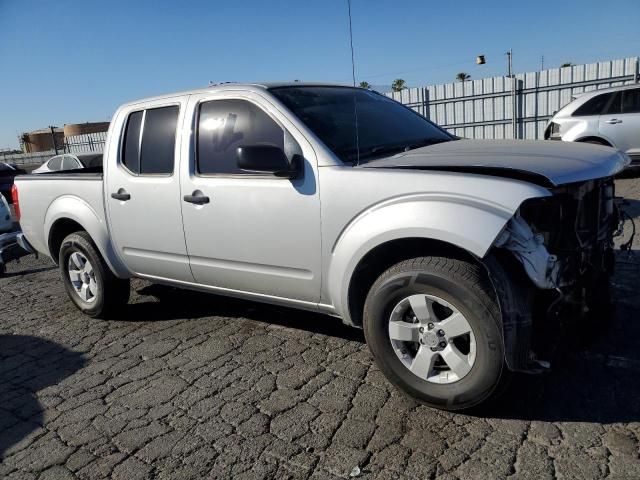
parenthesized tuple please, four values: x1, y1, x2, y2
(196, 99, 285, 175)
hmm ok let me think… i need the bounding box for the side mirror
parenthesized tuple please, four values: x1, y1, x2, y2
(236, 145, 301, 178)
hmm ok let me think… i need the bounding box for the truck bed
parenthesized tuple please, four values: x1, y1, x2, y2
(14, 169, 105, 258)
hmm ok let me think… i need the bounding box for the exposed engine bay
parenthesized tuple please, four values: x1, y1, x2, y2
(497, 177, 621, 292)
(490, 177, 633, 372)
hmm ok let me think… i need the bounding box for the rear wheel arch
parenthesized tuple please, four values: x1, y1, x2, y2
(48, 218, 86, 264)
(46, 216, 128, 278)
(58, 230, 130, 318)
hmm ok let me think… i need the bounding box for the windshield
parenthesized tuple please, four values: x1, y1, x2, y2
(269, 86, 453, 164)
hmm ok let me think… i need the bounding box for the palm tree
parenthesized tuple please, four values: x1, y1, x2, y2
(456, 72, 471, 82)
(359, 81, 371, 89)
(391, 79, 406, 92)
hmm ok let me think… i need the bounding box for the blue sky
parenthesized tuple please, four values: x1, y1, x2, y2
(1, 0, 639, 149)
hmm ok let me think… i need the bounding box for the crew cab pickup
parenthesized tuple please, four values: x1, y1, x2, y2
(14, 83, 630, 410)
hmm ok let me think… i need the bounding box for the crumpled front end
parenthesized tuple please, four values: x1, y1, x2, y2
(507, 177, 618, 291)
(489, 176, 622, 372)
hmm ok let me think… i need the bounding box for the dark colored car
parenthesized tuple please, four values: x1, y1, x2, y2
(0, 162, 27, 204)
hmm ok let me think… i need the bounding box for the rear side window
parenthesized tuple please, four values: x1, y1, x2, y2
(572, 92, 612, 116)
(604, 92, 622, 115)
(622, 88, 640, 114)
(122, 111, 143, 173)
(48, 156, 63, 170)
(121, 106, 179, 175)
(197, 99, 284, 175)
(62, 156, 80, 170)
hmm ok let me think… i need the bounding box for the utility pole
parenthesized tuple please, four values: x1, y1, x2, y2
(49, 126, 59, 155)
(505, 49, 517, 139)
(541, 55, 544, 71)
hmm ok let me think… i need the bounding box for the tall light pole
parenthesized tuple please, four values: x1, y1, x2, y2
(506, 49, 513, 78)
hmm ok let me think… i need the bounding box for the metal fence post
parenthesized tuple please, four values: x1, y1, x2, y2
(510, 77, 517, 139)
(517, 78, 524, 139)
(423, 87, 430, 119)
(533, 71, 540, 139)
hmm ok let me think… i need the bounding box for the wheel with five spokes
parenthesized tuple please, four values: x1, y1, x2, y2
(363, 256, 505, 410)
(59, 231, 130, 318)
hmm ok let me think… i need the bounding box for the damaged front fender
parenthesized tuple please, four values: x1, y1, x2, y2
(493, 215, 560, 289)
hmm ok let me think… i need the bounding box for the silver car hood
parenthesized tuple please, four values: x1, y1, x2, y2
(361, 139, 629, 186)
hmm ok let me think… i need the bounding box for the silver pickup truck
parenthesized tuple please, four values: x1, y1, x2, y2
(14, 83, 630, 410)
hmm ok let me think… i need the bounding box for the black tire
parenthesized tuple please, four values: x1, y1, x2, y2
(363, 256, 505, 411)
(59, 231, 130, 318)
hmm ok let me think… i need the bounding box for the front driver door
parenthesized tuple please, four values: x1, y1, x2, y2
(180, 92, 322, 304)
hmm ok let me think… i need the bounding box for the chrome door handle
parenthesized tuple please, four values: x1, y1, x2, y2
(605, 119, 622, 124)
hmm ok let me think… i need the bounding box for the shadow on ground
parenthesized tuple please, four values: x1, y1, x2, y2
(0, 335, 86, 459)
(0, 264, 56, 278)
(112, 283, 366, 343)
(105, 251, 640, 425)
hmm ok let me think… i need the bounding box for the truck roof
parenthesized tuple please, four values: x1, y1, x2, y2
(122, 81, 353, 107)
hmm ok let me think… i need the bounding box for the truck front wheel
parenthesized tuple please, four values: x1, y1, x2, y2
(59, 231, 130, 318)
(363, 256, 505, 410)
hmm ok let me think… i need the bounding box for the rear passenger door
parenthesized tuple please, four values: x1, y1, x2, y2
(105, 97, 194, 282)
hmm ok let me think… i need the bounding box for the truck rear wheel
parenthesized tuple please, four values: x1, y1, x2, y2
(363, 256, 505, 410)
(59, 232, 130, 318)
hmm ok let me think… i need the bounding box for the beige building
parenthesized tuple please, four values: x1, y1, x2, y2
(21, 121, 110, 153)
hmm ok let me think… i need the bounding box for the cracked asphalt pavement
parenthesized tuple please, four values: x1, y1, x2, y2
(1, 179, 639, 480)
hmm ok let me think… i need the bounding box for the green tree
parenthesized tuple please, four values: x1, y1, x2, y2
(560, 62, 573, 68)
(391, 79, 406, 92)
(456, 72, 471, 82)
(359, 81, 371, 89)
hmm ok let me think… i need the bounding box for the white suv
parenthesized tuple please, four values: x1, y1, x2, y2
(545, 84, 640, 165)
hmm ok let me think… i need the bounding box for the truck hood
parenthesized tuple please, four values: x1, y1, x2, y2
(361, 139, 629, 187)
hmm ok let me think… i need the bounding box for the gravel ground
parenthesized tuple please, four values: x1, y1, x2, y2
(1, 178, 639, 480)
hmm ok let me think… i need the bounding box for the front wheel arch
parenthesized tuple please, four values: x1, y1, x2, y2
(576, 136, 613, 147)
(347, 237, 480, 327)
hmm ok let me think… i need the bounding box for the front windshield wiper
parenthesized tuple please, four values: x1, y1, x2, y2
(344, 137, 452, 162)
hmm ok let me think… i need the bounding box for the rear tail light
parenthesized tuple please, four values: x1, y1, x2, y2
(11, 184, 20, 221)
